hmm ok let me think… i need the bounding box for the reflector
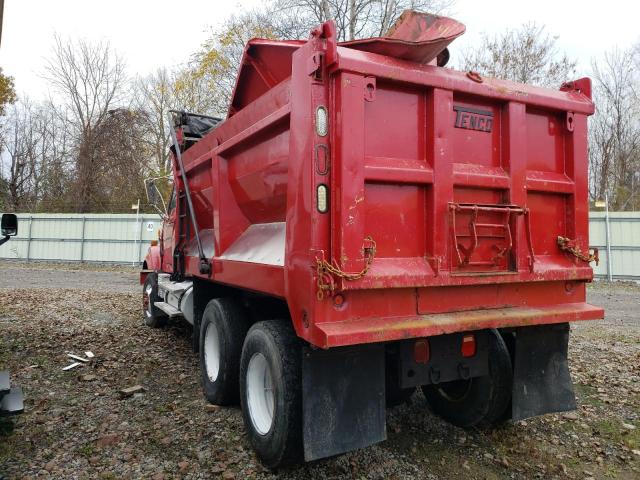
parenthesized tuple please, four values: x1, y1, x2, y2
(414, 339, 429, 364)
(461, 334, 476, 358)
(317, 184, 328, 213)
(316, 106, 328, 137)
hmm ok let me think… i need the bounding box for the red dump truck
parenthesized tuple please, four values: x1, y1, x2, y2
(141, 11, 603, 467)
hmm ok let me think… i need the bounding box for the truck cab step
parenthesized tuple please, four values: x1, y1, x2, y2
(154, 301, 183, 318)
(0, 371, 10, 395)
(0, 387, 24, 417)
(158, 280, 192, 295)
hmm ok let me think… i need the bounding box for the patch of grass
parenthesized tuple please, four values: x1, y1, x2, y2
(154, 403, 173, 414)
(623, 428, 640, 451)
(574, 383, 606, 407)
(592, 419, 640, 450)
(78, 444, 95, 457)
(604, 465, 619, 478)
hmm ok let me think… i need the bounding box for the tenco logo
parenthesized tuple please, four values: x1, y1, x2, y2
(453, 106, 493, 133)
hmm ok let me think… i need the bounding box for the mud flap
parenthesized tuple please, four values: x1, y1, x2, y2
(512, 323, 576, 421)
(302, 344, 386, 461)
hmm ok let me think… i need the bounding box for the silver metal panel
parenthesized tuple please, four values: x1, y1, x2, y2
(154, 301, 182, 318)
(158, 278, 193, 295)
(589, 212, 640, 280)
(180, 288, 194, 325)
(185, 228, 215, 258)
(157, 276, 194, 325)
(0, 213, 161, 264)
(219, 222, 285, 266)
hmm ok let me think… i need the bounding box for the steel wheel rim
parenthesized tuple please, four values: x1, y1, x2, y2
(203, 322, 221, 382)
(246, 352, 275, 435)
(143, 284, 153, 318)
(437, 378, 473, 402)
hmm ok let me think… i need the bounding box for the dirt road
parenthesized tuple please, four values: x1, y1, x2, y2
(0, 262, 638, 479)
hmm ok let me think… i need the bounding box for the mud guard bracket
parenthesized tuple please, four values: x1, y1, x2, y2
(302, 344, 386, 461)
(512, 323, 576, 420)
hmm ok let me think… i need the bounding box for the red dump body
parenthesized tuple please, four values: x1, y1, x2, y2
(160, 16, 603, 349)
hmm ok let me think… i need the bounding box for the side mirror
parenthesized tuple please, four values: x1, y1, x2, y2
(1, 213, 18, 237)
(144, 177, 169, 218)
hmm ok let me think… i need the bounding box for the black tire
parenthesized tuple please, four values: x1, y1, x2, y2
(421, 329, 513, 429)
(240, 320, 302, 468)
(496, 330, 516, 423)
(142, 273, 167, 328)
(199, 298, 250, 405)
(385, 350, 416, 407)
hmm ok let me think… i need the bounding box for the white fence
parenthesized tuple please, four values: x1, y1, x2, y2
(589, 212, 640, 281)
(0, 213, 162, 264)
(1, 212, 639, 277)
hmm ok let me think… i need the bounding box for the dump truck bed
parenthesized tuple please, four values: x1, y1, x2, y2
(174, 19, 602, 349)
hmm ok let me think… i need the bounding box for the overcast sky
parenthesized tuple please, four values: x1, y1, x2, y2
(0, 0, 637, 100)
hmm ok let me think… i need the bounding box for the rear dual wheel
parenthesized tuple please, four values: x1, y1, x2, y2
(198, 301, 303, 468)
(421, 329, 513, 428)
(240, 320, 303, 468)
(199, 298, 250, 405)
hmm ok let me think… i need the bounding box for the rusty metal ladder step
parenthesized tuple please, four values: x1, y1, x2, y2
(449, 203, 535, 270)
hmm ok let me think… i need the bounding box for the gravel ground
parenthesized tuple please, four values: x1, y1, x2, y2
(0, 261, 138, 293)
(0, 263, 638, 479)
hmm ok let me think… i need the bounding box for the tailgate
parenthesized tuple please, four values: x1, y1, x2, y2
(329, 65, 595, 293)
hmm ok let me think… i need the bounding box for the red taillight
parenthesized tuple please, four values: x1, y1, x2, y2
(414, 339, 429, 364)
(461, 334, 476, 358)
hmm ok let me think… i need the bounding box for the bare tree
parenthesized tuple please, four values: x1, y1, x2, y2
(1, 101, 40, 209)
(44, 35, 126, 212)
(179, 7, 295, 117)
(589, 47, 640, 210)
(273, 0, 454, 41)
(3, 37, 158, 213)
(34, 102, 74, 212)
(135, 68, 175, 175)
(459, 23, 576, 88)
(0, 100, 72, 211)
(89, 108, 149, 212)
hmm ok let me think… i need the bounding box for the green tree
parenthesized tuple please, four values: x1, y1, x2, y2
(176, 9, 282, 116)
(0, 67, 16, 115)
